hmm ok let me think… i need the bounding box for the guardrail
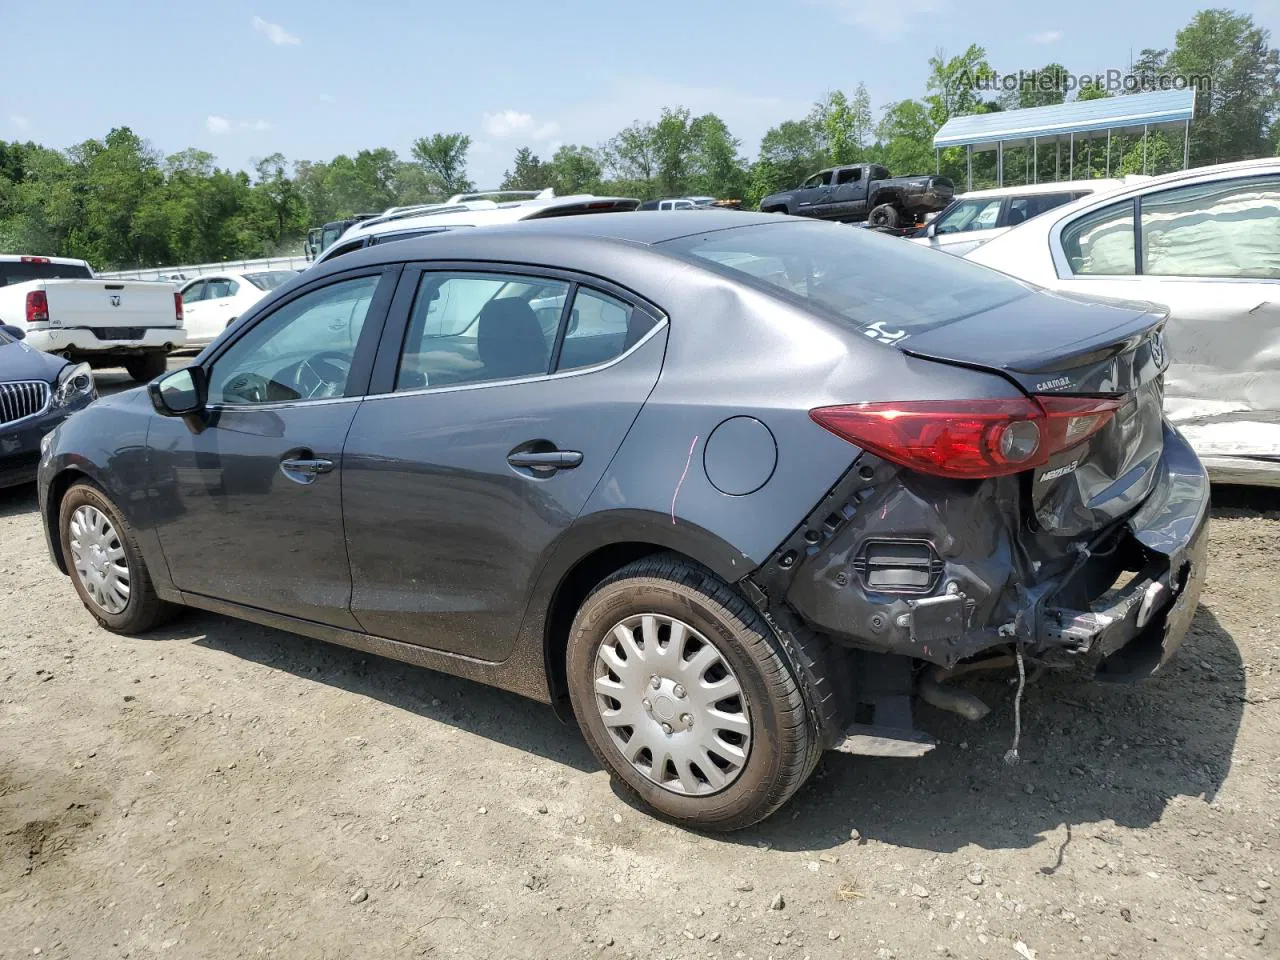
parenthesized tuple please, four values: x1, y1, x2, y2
(99, 255, 310, 281)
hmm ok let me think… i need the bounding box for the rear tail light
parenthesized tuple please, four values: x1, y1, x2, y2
(174, 291, 184, 325)
(809, 395, 1123, 480)
(26, 290, 49, 324)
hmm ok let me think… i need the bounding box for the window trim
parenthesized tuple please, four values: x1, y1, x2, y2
(366, 261, 667, 398)
(198, 265, 401, 411)
(1053, 197, 1138, 279)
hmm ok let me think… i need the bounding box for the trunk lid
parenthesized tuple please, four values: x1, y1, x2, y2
(903, 290, 1170, 537)
(42, 279, 179, 331)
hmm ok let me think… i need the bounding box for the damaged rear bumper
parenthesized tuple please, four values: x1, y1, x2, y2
(757, 424, 1209, 680)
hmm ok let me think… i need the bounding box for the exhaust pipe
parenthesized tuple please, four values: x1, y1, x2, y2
(919, 665, 991, 721)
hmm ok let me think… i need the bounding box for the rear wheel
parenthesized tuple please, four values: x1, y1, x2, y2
(59, 482, 177, 633)
(124, 351, 168, 383)
(868, 203, 902, 228)
(566, 555, 821, 831)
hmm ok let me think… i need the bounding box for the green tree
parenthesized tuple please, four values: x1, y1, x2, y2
(1005, 62, 1069, 109)
(925, 45, 996, 129)
(1169, 9, 1280, 164)
(748, 118, 822, 203)
(500, 147, 551, 190)
(546, 145, 602, 194)
(410, 133, 473, 195)
(250, 152, 301, 249)
(872, 99, 937, 177)
(689, 113, 748, 198)
(603, 120, 658, 196)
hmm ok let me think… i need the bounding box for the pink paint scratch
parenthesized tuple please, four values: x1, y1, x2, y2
(671, 435, 699, 524)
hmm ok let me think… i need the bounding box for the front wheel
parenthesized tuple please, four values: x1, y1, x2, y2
(59, 482, 178, 633)
(566, 555, 821, 831)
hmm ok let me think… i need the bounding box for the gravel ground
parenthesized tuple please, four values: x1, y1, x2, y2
(1, 380, 1276, 959)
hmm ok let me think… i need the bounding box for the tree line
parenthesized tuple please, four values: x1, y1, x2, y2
(0, 8, 1274, 270)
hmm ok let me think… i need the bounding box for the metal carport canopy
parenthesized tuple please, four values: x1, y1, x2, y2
(933, 89, 1196, 151)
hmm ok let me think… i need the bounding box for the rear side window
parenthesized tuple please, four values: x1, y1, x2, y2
(1062, 200, 1136, 275)
(244, 270, 298, 291)
(0, 260, 93, 286)
(395, 272, 570, 390)
(661, 220, 1029, 343)
(1140, 175, 1280, 279)
(557, 288, 654, 372)
(835, 168, 861, 184)
(1007, 192, 1075, 224)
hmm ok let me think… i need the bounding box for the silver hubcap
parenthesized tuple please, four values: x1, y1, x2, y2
(593, 613, 751, 796)
(68, 504, 131, 615)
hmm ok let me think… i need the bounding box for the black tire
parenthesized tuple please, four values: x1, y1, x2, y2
(124, 351, 168, 383)
(868, 203, 902, 228)
(58, 482, 179, 634)
(566, 554, 822, 831)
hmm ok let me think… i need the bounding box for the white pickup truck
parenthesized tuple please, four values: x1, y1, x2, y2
(0, 255, 186, 382)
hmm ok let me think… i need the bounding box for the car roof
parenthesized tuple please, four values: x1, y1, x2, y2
(344, 194, 641, 240)
(308, 210, 783, 279)
(955, 178, 1125, 200)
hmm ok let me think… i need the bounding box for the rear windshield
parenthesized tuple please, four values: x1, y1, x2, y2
(243, 270, 298, 291)
(0, 260, 93, 287)
(660, 220, 1030, 342)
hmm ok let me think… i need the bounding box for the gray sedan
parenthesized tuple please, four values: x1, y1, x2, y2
(36, 213, 1209, 829)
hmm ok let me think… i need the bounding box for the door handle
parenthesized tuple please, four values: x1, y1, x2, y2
(280, 456, 334, 484)
(507, 450, 583, 471)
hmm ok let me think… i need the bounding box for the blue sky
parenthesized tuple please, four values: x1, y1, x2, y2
(3, 0, 1277, 186)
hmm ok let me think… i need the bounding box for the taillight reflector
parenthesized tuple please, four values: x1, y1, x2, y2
(810, 396, 1122, 480)
(174, 291, 184, 324)
(26, 290, 49, 324)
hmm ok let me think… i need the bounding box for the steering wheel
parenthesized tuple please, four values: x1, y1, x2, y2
(291, 350, 352, 400)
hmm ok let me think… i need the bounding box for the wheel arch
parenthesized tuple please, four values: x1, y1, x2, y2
(522, 511, 761, 722)
(43, 465, 99, 574)
(869, 189, 903, 209)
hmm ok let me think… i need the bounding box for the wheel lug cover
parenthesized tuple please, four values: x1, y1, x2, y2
(673, 684, 686, 699)
(681, 713, 693, 726)
(661, 722, 673, 735)
(650, 675, 661, 690)
(642, 699, 651, 710)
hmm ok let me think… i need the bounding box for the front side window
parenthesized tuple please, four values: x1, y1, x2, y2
(207, 275, 380, 405)
(557, 288, 654, 372)
(802, 171, 832, 189)
(1061, 199, 1136, 276)
(395, 272, 570, 391)
(1141, 175, 1280, 279)
(180, 280, 207, 305)
(934, 198, 1002, 234)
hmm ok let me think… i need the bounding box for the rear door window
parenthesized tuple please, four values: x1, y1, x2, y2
(1007, 192, 1075, 225)
(1061, 200, 1136, 275)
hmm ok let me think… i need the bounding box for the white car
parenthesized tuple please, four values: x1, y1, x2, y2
(965, 157, 1280, 486)
(911, 179, 1132, 257)
(178, 270, 298, 347)
(311, 193, 641, 267)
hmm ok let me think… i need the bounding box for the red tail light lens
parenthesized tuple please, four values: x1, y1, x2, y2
(810, 396, 1123, 479)
(174, 291, 184, 324)
(20, 255, 51, 264)
(25, 290, 49, 324)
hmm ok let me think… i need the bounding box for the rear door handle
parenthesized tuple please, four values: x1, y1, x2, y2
(280, 456, 335, 484)
(507, 450, 583, 471)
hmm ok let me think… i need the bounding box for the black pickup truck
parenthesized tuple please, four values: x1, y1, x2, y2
(760, 163, 953, 227)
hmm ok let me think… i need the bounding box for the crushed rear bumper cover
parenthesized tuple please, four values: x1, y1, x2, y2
(756, 424, 1210, 679)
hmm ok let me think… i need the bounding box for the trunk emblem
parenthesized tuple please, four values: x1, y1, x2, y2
(1035, 376, 1071, 392)
(1039, 459, 1080, 482)
(109, 295, 121, 307)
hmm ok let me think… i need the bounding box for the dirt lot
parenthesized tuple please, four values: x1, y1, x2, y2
(1, 378, 1276, 959)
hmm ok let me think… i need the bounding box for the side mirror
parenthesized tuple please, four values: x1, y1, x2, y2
(148, 366, 207, 417)
(926, 221, 939, 238)
(0, 323, 25, 340)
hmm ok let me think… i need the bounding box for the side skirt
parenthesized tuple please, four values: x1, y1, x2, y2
(172, 590, 553, 704)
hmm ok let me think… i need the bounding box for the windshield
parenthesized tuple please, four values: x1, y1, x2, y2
(0, 260, 93, 286)
(244, 270, 298, 291)
(660, 220, 1030, 340)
